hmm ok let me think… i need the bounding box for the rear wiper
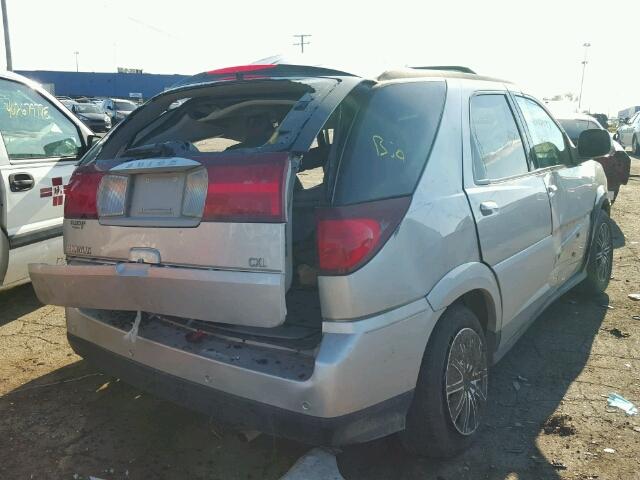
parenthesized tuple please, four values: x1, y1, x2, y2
(122, 141, 196, 160)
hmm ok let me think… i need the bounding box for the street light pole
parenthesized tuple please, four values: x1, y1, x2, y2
(74, 51, 79, 72)
(578, 42, 591, 111)
(1, 0, 12, 71)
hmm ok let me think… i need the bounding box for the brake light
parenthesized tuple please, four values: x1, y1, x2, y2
(207, 64, 276, 75)
(202, 155, 287, 222)
(64, 170, 104, 220)
(317, 197, 411, 275)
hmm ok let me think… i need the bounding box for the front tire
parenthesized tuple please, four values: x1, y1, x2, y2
(400, 304, 488, 457)
(583, 210, 613, 293)
(633, 135, 640, 156)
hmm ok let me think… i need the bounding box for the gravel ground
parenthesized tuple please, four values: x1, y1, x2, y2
(0, 159, 639, 480)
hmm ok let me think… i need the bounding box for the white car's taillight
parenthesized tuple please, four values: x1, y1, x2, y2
(182, 168, 208, 217)
(97, 174, 129, 217)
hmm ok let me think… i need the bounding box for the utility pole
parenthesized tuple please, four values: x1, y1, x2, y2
(1, 0, 12, 71)
(293, 34, 311, 54)
(74, 51, 79, 72)
(578, 42, 591, 111)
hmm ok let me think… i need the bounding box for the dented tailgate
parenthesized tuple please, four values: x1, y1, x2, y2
(30, 262, 286, 327)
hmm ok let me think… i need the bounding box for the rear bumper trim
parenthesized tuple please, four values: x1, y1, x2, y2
(69, 333, 412, 446)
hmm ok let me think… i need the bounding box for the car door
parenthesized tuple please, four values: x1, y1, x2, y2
(0, 77, 86, 288)
(464, 92, 555, 343)
(620, 112, 638, 147)
(514, 95, 595, 287)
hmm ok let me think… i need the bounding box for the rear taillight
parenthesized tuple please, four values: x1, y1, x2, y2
(317, 197, 411, 275)
(97, 174, 129, 217)
(64, 170, 104, 220)
(202, 156, 287, 222)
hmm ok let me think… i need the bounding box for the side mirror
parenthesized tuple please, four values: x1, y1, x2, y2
(106, 105, 113, 110)
(624, 117, 630, 124)
(578, 129, 611, 159)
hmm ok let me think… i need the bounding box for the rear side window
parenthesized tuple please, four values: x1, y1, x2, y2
(515, 96, 572, 168)
(333, 81, 446, 205)
(470, 94, 528, 181)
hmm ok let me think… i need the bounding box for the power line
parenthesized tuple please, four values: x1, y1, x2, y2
(293, 34, 311, 54)
(1, 0, 12, 71)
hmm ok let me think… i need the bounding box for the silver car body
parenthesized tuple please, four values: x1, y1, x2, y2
(617, 110, 640, 151)
(29, 68, 609, 445)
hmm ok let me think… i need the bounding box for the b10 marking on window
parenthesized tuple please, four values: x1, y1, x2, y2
(372, 134, 405, 161)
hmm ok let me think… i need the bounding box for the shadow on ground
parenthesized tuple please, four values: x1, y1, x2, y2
(337, 290, 609, 480)
(0, 360, 307, 479)
(0, 284, 43, 327)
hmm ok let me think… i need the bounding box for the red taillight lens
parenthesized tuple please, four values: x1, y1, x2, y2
(64, 170, 104, 220)
(207, 64, 276, 75)
(202, 155, 288, 223)
(317, 197, 411, 275)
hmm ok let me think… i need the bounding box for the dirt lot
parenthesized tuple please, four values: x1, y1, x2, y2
(1, 160, 639, 480)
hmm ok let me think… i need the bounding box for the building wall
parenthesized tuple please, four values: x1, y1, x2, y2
(15, 70, 190, 100)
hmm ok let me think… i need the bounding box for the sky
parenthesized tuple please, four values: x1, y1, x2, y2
(2, 0, 639, 116)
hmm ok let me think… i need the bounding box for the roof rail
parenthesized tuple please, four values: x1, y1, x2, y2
(411, 66, 477, 74)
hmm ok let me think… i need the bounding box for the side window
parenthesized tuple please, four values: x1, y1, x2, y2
(0, 79, 82, 161)
(333, 81, 446, 205)
(470, 94, 529, 181)
(515, 96, 572, 168)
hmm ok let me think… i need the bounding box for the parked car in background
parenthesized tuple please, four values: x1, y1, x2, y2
(59, 99, 77, 111)
(557, 113, 631, 202)
(30, 64, 613, 457)
(70, 102, 111, 132)
(100, 98, 137, 125)
(0, 71, 94, 291)
(615, 111, 640, 155)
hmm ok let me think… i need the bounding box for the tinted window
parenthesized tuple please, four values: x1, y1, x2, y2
(333, 81, 446, 205)
(470, 94, 528, 181)
(558, 119, 601, 145)
(0, 79, 82, 160)
(115, 101, 136, 111)
(516, 96, 571, 168)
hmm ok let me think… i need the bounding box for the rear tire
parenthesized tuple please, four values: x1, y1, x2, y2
(582, 210, 613, 293)
(400, 304, 488, 457)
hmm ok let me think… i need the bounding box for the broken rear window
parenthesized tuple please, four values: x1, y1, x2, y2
(119, 79, 338, 158)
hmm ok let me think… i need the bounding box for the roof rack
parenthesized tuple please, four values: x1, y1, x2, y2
(411, 66, 477, 74)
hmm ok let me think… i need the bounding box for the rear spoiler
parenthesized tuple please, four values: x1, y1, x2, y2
(172, 64, 357, 89)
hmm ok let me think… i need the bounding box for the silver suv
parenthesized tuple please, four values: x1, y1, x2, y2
(29, 64, 613, 457)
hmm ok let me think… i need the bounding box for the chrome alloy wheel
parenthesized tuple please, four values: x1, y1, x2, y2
(445, 328, 488, 436)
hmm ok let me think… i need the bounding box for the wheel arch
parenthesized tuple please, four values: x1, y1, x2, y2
(426, 262, 502, 356)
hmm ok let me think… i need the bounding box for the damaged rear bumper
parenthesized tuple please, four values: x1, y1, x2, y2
(65, 299, 439, 445)
(29, 262, 286, 328)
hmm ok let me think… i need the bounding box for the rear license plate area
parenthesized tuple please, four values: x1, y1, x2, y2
(130, 173, 185, 218)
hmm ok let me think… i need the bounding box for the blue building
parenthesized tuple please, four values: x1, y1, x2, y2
(15, 70, 190, 100)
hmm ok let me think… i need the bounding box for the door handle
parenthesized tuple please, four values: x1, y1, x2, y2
(8, 173, 35, 192)
(479, 201, 499, 216)
(547, 184, 558, 196)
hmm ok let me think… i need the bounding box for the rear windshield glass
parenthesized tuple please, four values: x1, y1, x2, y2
(332, 81, 446, 205)
(558, 119, 600, 145)
(75, 103, 101, 114)
(123, 79, 333, 156)
(115, 101, 136, 111)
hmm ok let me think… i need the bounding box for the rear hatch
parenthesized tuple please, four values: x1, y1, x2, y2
(30, 69, 361, 328)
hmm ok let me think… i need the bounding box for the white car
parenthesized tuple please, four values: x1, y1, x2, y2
(0, 71, 94, 291)
(616, 111, 640, 155)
